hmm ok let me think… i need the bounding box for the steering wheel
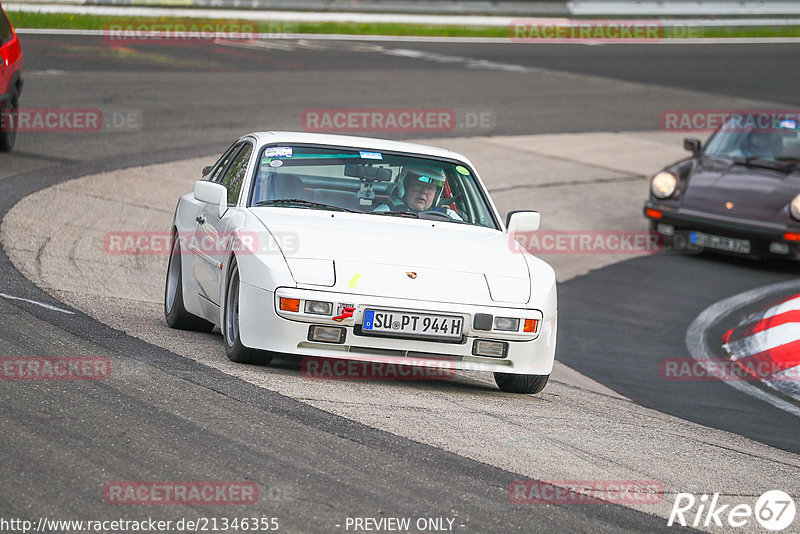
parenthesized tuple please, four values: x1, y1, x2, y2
(435, 193, 462, 209)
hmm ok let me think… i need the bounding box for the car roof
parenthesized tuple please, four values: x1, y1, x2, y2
(246, 131, 474, 166)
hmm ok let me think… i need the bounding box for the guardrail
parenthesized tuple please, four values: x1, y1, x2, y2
(7, 0, 800, 16)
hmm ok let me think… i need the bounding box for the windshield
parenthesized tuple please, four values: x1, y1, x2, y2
(703, 114, 800, 163)
(248, 145, 498, 229)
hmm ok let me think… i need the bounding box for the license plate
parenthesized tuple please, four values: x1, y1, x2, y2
(690, 231, 751, 254)
(362, 309, 463, 339)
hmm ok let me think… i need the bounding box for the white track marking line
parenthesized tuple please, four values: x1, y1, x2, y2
(381, 47, 537, 72)
(685, 279, 800, 418)
(0, 292, 75, 314)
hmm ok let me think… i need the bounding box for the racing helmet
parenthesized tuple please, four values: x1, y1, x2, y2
(394, 164, 447, 207)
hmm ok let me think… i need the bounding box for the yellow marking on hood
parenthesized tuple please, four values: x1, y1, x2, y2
(349, 274, 362, 289)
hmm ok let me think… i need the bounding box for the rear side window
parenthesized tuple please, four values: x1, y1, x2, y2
(0, 9, 13, 44)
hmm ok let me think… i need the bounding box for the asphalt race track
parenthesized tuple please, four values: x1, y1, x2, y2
(558, 253, 799, 453)
(1, 33, 800, 532)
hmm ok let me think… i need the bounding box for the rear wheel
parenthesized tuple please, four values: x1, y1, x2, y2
(0, 92, 19, 152)
(224, 260, 272, 365)
(494, 372, 549, 394)
(164, 235, 215, 332)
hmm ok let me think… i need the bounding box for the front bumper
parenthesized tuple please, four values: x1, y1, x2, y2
(239, 283, 557, 376)
(644, 202, 800, 260)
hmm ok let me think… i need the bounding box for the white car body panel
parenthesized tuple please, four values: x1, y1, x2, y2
(169, 132, 557, 378)
(249, 209, 531, 306)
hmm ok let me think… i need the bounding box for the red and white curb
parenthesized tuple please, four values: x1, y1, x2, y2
(723, 293, 800, 401)
(686, 278, 800, 418)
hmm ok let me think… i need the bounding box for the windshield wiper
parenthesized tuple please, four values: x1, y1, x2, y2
(256, 199, 358, 212)
(734, 156, 793, 172)
(370, 210, 420, 218)
(775, 157, 800, 170)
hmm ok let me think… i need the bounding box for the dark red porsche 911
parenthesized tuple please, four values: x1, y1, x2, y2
(645, 112, 800, 260)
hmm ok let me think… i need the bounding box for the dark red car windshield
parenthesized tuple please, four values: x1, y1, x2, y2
(0, 7, 13, 45)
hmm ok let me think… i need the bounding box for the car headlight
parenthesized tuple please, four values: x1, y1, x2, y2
(304, 300, 333, 315)
(791, 194, 800, 221)
(494, 317, 520, 331)
(651, 172, 677, 199)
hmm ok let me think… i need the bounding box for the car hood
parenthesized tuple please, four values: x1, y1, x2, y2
(680, 158, 800, 219)
(250, 208, 532, 305)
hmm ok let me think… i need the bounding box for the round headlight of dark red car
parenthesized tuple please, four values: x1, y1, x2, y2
(791, 194, 800, 221)
(651, 172, 677, 199)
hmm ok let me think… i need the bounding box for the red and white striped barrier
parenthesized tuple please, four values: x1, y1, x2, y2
(723, 293, 800, 400)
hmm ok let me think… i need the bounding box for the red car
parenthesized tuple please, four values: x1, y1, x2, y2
(0, 3, 22, 152)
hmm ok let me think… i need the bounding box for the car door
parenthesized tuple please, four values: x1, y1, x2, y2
(193, 141, 253, 306)
(191, 142, 243, 305)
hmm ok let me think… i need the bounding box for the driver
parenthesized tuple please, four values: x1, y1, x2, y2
(373, 164, 462, 220)
(745, 131, 783, 158)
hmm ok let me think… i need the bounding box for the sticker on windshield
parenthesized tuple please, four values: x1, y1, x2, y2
(264, 147, 292, 158)
(269, 159, 283, 167)
(456, 165, 469, 175)
(359, 151, 383, 160)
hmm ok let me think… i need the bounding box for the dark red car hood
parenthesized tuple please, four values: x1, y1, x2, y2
(680, 157, 800, 219)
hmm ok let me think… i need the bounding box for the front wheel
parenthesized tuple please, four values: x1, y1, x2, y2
(224, 260, 272, 365)
(164, 235, 215, 332)
(494, 372, 549, 394)
(0, 92, 19, 152)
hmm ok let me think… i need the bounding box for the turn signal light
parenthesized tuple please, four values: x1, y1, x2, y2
(784, 232, 800, 241)
(279, 297, 301, 312)
(524, 319, 539, 333)
(645, 208, 663, 219)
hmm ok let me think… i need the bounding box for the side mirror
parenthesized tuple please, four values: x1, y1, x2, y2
(683, 137, 701, 156)
(202, 165, 214, 177)
(506, 210, 540, 234)
(193, 180, 228, 218)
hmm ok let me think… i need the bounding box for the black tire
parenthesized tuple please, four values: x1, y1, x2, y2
(0, 92, 19, 153)
(494, 372, 549, 394)
(164, 234, 215, 332)
(223, 260, 272, 365)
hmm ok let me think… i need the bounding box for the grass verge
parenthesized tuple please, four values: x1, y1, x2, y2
(7, 11, 800, 39)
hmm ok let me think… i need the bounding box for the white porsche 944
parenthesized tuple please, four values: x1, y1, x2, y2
(164, 132, 556, 393)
